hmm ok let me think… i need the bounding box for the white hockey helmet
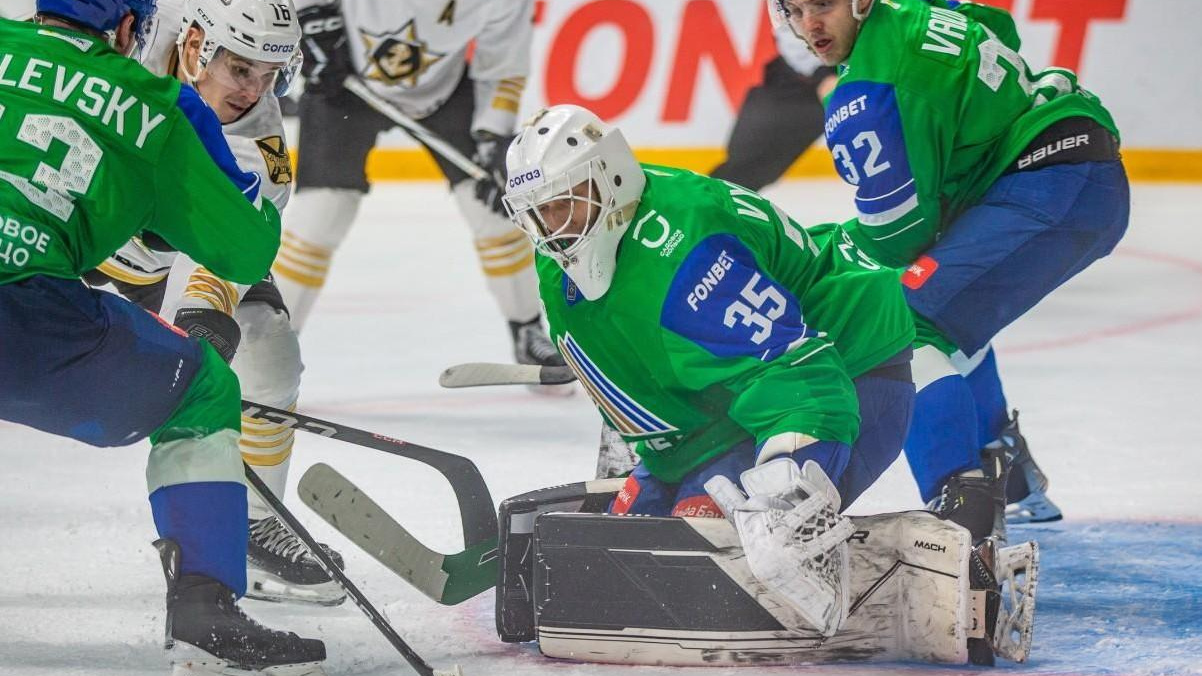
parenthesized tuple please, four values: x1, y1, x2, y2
(502, 105, 646, 301)
(769, 0, 871, 37)
(178, 0, 302, 98)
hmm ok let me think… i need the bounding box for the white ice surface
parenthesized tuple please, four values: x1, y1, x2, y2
(1, 180, 1200, 675)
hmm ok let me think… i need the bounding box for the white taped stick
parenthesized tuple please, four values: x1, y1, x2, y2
(439, 362, 576, 388)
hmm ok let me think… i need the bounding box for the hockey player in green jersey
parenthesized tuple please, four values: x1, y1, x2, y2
(0, 3, 325, 673)
(773, 0, 1129, 540)
(503, 104, 917, 635)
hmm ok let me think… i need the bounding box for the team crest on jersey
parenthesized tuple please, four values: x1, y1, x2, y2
(255, 136, 293, 185)
(359, 20, 446, 88)
(557, 333, 677, 438)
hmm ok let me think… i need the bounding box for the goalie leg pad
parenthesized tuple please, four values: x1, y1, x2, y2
(530, 511, 981, 666)
(496, 479, 624, 642)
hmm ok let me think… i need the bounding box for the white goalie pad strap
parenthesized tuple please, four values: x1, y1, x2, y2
(994, 541, 1040, 663)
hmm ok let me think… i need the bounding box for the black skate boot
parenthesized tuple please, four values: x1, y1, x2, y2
(245, 516, 347, 606)
(510, 317, 567, 367)
(930, 446, 1008, 545)
(510, 317, 575, 395)
(997, 411, 1063, 524)
(156, 539, 327, 676)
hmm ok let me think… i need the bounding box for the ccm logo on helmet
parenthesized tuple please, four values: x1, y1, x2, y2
(262, 43, 296, 54)
(508, 168, 543, 190)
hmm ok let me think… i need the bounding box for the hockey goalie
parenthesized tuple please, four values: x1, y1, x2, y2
(493, 465, 1038, 668)
(303, 101, 1043, 669)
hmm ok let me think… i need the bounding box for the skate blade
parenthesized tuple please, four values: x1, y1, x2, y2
(993, 540, 1039, 663)
(1006, 492, 1063, 524)
(170, 643, 326, 676)
(246, 571, 347, 607)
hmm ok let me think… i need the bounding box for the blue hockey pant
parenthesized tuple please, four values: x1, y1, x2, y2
(0, 276, 250, 593)
(903, 161, 1130, 500)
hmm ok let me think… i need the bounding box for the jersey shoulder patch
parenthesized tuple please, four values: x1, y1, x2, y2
(660, 234, 814, 362)
(255, 136, 293, 185)
(824, 81, 918, 228)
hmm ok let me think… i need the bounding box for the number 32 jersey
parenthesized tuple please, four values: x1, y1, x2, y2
(824, 0, 1118, 268)
(535, 166, 913, 483)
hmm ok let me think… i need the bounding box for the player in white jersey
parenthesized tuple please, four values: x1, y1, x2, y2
(0, 0, 35, 20)
(85, 0, 347, 606)
(277, 0, 565, 371)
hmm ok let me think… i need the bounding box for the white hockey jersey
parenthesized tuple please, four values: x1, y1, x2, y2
(296, 0, 533, 136)
(97, 0, 292, 286)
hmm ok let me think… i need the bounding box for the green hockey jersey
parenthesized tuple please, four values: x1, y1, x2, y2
(536, 166, 913, 482)
(824, 0, 1118, 267)
(0, 19, 280, 286)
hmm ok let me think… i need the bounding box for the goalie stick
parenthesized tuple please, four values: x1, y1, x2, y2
(299, 463, 498, 605)
(244, 464, 463, 676)
(439, 362, 576, 388)
(240, 400, 496, 547)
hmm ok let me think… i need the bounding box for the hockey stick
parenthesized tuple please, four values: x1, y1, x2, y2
(439, 362, 576, 388)
(243, 464, 464, 676)
(299, 462, 498, 605)
(240, 400, 497, 547)
(343, 76, 492, 183)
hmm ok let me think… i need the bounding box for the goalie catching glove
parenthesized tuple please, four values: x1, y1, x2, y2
(704, 458, 855, 637)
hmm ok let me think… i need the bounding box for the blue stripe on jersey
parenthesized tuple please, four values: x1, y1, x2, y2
(824, 81, 917, 227)
(175, 84, 262, 204)
(558, 333, 675, 437)
(660, 234, 813, 362)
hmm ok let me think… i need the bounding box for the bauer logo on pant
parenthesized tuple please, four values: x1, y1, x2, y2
(255, 136, 293, 185)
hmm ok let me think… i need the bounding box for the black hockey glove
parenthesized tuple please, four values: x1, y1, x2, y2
(472, 131, 516, 216)
(298, 2, 352, 97)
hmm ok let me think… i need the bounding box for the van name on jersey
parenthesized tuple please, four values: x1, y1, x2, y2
(921, 6, 969, 57)
(686, 249, 736, 311)
(0, 53, 166, 149)
(825, 94, 869, 136)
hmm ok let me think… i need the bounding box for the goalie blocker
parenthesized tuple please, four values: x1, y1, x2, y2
(496, 482, 1038, 667)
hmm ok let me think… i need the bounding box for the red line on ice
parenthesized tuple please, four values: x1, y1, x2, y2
(1007, 247, 1202, 354)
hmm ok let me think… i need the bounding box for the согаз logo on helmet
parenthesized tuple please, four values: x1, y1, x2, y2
(508, 169, 543, 190)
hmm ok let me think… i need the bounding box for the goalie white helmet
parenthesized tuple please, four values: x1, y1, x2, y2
(178, 0, 302, 98)
(502, 105, 646, 301)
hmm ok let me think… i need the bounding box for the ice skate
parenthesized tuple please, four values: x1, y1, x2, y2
(156, 540, 327, 676)
(929, 446, 1008, 544)
(997, 411, 1063, 524)
(510, 317, 575, 396)
(245, 517, 347, 607)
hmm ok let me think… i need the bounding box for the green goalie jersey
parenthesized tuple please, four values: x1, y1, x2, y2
(536, 166, 914, 482)
(0, 19, 280, 286)
(824, 0, 1118, 268)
